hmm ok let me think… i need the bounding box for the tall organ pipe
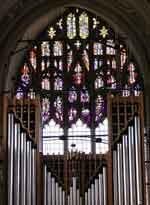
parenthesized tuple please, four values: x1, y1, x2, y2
(77, 189, 80, 205)
(20, 132, 27, 205)
(122, 135, 130, 205)
(48, 172, 52, 205)
(117, 143, 123, 205)
(95, 179, 99, 205)
(91, 184, 95, 205)
(44, 165, 47, 205)
(103, 167, 107, 205)
(88, 188, 91, 205)
(129, 126, 137, 205)
(27, 140, 32, 205)
(32, 146, 36, 205)
(73, 177, 77, 205)
(52, 177, 56, 205)
(99, 173, 103, 205)
(8, 112, 14, 205)
(134, 116, 143, 204)
(113, 150, 118, 205)
(14, 123, 21, 205)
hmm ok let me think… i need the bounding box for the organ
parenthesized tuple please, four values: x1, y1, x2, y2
(3, 93, 146, 205)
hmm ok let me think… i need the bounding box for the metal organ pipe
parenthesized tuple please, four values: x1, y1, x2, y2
(52, 177, 56, 205)
(44, 165, 47, 205)
(122, 135, 130, 205)
(20, 132, 27, 205)
(48, 172, 52, 205)
(113, 150, 118, 205)
(91, 184, 95, 205)
(85, 192, 88, 205)
(88, 188, 91, 205)
(128, 126, 137, 205)
(77, 189, 80, 205)
(73, 177, 77, 205)
(8, 113, 14, 205)
(103, 167, 107, 205)
(95, 179, 99, 205)
(56, 182, 59, 205)
(14, 123, 21, 205)
(32, 146, 36, 205)
(27, 140, 32, 205)
(134, 116, 143, 205)
(98, 173, 103, 205)
(117, 143, 124, 205)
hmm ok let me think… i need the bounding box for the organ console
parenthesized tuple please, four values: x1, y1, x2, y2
(3, 93, 146, 205)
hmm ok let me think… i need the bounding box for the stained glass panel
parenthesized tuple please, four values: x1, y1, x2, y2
(79, 12, 89, 39)
(80, 89, 89, 103)
(67, 13, 76, 39)
(41, 77, 50, 90)
(93, 42, 103, 55)
(95, 76, 104, 89)
(54, 77, 63, 90)
(106, 40, 115, 55)
(30, 47, 37, 70)
(128, 63, 136, 84)
(67, 50, 73, 71)
(42, 98, 50, 123)
(95, 95, 105, 123)
(82, 50, 89, 71)
(68, 89, 77, 103)
(73, 63, 84, 85)
(54, 96, 63, 123)
(41, 42, 50, 57)
(20, 64, 30, 87)
(54, 41, 63, 56)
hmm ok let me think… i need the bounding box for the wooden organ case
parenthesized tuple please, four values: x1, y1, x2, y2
(3, 93, 146, 205)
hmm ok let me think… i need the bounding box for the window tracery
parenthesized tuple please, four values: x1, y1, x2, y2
(15, 7, 143, 155)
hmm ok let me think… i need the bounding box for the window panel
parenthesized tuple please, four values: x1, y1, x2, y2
(15, 7, 143, 155)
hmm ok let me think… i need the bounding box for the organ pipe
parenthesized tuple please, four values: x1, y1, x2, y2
(14, 123, 21, 205)
(8, 113, 14, 205)
(134, 116, 143, 204)
(103, 167, 107, 205)
(44, 165, 47, 205)
(20, 132, 27, 205)
(95, 179, 99, 205)
(113, 150, 118, 205)
(128, 126, 137, 205)
(88, 188, 91, 205)
(32, 147, 36, 205)
(48, 172, 52, 205)
(73, 177, 77, 205)
(122, 135, 129, 205)
(117, 143, 123, 205)
(91, 184, 94, 205)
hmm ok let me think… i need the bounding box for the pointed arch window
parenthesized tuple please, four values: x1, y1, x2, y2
(15, 7, 143, 155)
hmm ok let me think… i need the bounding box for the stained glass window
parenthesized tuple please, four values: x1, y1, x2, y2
(79, 12, 89, 39)
(15, 7, 143, 155)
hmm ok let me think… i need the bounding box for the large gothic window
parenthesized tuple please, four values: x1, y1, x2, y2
(15, 7, 143, 155)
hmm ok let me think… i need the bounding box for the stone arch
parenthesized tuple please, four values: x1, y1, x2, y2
(0, 0, 149, 94)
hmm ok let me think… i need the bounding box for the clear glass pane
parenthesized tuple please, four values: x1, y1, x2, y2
(43, 119, 64, 155)
(96, 118, 109, 154)
(68, 119, 91, 153)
